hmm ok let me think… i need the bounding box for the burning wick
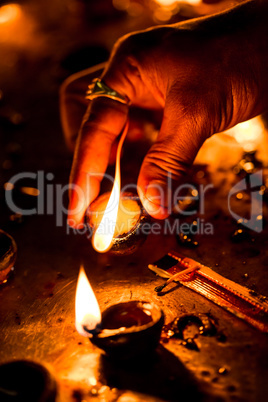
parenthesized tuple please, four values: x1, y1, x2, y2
(75, 266, 101, 337)
(75, 266, 127, 337)
(92, 121, 129, 253)
(75, 266, 164, 359)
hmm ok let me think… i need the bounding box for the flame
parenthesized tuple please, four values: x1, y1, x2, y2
(0, 4, 21, 24)
(75, 266, 101, 337)
(92, 122, 128, 253)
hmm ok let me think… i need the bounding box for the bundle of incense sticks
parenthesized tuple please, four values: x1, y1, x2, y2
(148, 251, 268, 333)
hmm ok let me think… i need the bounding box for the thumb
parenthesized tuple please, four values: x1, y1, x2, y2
(137, 98, 208, 219)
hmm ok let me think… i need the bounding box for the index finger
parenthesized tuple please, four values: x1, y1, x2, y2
(68, 96, 128, 227)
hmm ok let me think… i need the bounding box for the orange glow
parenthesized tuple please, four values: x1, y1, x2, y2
(226, 117, 264, 152)
(75, 266, 101, 337)
(4, 182, 14, 191)
(153, 0, 202, 23)
(92, 122, 128, 253)
(154, 0, 177, 5)
(113, 0, 130, 11)
(154, 7, 173, 22)
(184, 0, 201, 5)
(20, 187, 40, 197)
(90, 195, 141, 238)
(0, 4, 21, 24)
(155, 0, 200, 5)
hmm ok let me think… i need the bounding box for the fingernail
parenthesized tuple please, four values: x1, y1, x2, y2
(144, 181, 169, 218)
(145, 181, 167, 204)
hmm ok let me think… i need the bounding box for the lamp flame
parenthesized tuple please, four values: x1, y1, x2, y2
(75, 266, 101, 337)
(92, 121, 128, 253)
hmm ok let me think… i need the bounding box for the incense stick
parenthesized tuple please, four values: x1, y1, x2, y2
(149, 251, 268, 332)
(155, 265, 200, 293)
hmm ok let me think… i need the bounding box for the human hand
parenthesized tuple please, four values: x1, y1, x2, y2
(65, 0, 268, 227)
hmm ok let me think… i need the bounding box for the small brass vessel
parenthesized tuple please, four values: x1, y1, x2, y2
(86, 192, 150, 255)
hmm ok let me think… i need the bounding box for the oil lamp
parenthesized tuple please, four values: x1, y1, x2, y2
(0, 360, 57, 402)
(85, 119, 150, 255)
(75, 267, 164, 359)
(86, 192, 150, 255)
